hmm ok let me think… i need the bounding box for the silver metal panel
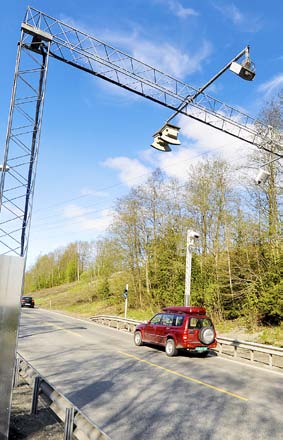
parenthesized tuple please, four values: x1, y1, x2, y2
(0, 255, 25, 439)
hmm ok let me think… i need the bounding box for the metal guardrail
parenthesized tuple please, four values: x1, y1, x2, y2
(90, 315, 143, 332)
(90, 315, 283, 369)
(216, 337, 283, 368)
(16, 353, 111, 440)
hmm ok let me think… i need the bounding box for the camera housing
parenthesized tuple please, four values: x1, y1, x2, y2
(230, 61, 255, 81)
(255, 169, 270, 185)
(188, 230, 200, 239)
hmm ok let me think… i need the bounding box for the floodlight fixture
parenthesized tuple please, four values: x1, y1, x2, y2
(159, 123, 181, 145)
(151, 123, 180, 152)
(151, 135, 172, 152)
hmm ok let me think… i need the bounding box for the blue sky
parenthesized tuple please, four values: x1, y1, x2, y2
(0, 1, 282, 266)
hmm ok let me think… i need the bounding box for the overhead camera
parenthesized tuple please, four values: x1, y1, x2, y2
(188, 230, 200, 239)
(230, 60, 256, 81)
(255, 169, 270, 185)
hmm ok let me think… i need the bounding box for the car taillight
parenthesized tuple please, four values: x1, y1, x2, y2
(182, 331, 188, 341)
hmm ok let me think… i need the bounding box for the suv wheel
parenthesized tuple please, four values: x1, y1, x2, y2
(134, 331, 143, 346)
(165, 338, 178, 357)
(199, 327, 214, 345)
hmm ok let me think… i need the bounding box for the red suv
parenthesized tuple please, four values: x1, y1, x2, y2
(134, 306, 217, 357)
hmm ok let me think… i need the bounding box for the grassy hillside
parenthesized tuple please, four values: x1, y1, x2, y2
(30, 281, 283, 347)
(31, 281, 156, 320)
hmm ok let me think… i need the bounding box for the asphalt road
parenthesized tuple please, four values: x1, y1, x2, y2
(18, 309, 283, 440)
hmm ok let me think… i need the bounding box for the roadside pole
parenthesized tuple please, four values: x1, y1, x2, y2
(124, 284, 128, 318)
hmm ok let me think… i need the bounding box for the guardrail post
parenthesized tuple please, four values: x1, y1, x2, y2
(64, 407, 74, 440)
(13, 357, 20, 389)
(269, 353, 273, 368)
(250, 350, 254, 362)
(233, 346, 238, 358)
(31, 376, 41, 414)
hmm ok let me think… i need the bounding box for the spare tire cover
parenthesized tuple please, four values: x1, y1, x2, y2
(199, 327, 214, 345)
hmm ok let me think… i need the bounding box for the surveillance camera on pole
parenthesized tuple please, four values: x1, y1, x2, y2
(188, 230, 200, 239)
(255, 168, 270, 185)
(229, 59, 256, 81)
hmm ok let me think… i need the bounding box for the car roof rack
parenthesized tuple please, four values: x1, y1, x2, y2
(163, 306, 206, 315)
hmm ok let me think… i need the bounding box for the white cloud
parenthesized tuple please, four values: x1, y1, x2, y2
(223, 3, 243, 24)
(133, 39, 212, 78)
(257, 74, 283, 96)
(103, 156, 151, 187)
(80, 187, 108, 198)
(102, 115, 255, 184)
(155, 146, 198, 180)
(97, 30, 212, 78)
(178, 113, 252, 161)
(156, 0, 199, 18)
(213, 2, 262, 32)
(63, 204, 113, 232)
(60, 14, 212, 79)
(148, 115, 253, 181)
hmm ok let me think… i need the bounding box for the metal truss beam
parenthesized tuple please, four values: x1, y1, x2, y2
(22, 7, 282, 153)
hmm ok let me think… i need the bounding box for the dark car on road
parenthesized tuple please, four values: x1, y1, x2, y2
(134, 306, 217, 357)
(21, 296, 35, 308)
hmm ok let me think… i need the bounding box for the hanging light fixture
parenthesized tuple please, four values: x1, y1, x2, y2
(151, 123, 181, 152)
(151, 134, 171, 152)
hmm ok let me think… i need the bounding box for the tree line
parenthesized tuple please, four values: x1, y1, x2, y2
(25, 100, 282, 325)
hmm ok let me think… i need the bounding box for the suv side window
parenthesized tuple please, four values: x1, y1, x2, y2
(150, 314, 163, 325)
(174, 315, 184, 326)
(162, 314, 174, 326)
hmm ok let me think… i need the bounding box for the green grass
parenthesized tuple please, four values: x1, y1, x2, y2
(30, 283, 283, 347)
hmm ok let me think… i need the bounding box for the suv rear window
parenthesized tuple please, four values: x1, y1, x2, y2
(189, 317, 212, 328)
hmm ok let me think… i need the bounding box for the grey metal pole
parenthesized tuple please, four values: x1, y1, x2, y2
(184, 231, 193, 307)
(166, 46, 250, 125)
(184, 231, 199, 307)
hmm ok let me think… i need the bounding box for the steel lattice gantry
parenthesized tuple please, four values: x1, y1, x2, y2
(0, 6, 281, 258)
(0, 7, 282, 439)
